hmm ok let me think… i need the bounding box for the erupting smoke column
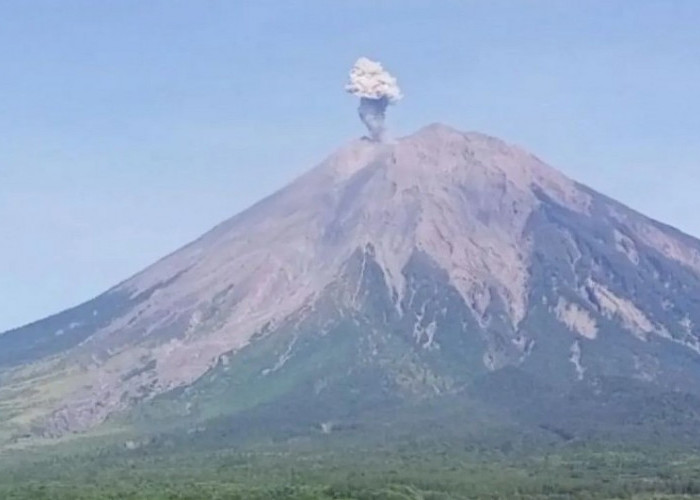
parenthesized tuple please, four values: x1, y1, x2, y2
(345, 57, 402, 142)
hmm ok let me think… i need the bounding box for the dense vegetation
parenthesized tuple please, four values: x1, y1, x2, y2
(5, 367, 700, 499)
(3, 432, 700, 500)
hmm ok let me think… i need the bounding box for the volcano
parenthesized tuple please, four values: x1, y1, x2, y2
(3, 124, 700, 446)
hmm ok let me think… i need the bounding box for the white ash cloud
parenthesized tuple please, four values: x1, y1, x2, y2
(345, 57, 402, 142)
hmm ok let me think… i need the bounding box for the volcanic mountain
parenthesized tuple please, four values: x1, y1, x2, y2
(3, 123, 700, 446)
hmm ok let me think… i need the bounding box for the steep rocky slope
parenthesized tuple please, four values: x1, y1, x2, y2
(3, 123, 700, 444)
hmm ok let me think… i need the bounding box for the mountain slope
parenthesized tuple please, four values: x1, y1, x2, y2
(3, 123, 700, 445)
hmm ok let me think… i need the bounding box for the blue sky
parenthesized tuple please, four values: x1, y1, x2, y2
(1, 1, 699, 332)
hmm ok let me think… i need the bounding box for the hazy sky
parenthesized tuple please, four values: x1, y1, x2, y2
(2, 1, 699, 332)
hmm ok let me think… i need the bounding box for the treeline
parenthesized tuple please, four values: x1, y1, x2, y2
(3, 481, 700, 500)
(3, 444, 700, 500)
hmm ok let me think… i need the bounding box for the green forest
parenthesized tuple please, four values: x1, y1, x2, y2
(3, 436, 700, 500)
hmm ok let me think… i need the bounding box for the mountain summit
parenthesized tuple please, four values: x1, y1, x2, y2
(3, 124, 700, 444)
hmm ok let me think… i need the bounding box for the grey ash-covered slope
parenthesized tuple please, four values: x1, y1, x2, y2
(3, 123, 700, 443)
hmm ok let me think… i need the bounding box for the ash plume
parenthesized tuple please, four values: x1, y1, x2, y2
(345, 57, 402, 142)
